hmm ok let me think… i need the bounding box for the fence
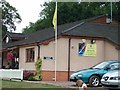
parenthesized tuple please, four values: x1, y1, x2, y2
(0, 69, 23, 80)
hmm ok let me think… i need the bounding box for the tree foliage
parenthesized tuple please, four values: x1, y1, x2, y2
(22, 2, 119, 34)
(1, 0, 22, 35)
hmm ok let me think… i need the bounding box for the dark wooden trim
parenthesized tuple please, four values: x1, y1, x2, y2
(2, 34, 119, 52)
(6, 35, 107, 49)
(25, 48, 35, 63)
(1, 50, 8, 52)
(38, 35, 104, 46)
(1, 52, 3, 68)
(2, 46, 18, 52)
(61, 34, 104, 40)
(37, 43, 40, 59)
(2, 34, 11, 41)
(26, 48, 27, 62)
(25, 61, 35, 63)
(18, 43, 37, 48)
(38, 36, 62, 45)
(68, 38, 71, 81)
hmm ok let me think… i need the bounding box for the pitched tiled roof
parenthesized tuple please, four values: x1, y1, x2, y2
(2, 21, 82, 49)
(2, 15, 119, 50)
(3, 32, 27, 40)
(64, 22, 118, 45)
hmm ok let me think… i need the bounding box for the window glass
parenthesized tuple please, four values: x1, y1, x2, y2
(26, 48, 34, 62)
(92, 62, 109, 69)
(6, 37, 9, 43)
(109, 63, 120, 70)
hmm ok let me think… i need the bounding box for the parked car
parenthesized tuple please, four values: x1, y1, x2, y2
(101, 70, 120, 87)
(70, 60, 120, 87)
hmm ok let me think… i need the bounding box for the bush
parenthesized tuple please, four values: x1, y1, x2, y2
(33, 58, 42, 80)
(23, 58, 42, 81)
(28, 74, 36, 81)
(23, 71, 34, 80)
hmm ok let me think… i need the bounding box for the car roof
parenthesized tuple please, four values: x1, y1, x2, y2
(104, 60, 120, 63)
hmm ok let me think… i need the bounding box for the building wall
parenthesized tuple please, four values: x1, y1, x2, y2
(19, 46, 38, 70)
(40, 38, 119, 81)
(42, 71, 68, 81)
(40, 38, 69, 81)
(18, 37, 119, 81)
(70, 39, 105, 71)
(41, 38, 69, 71)
(104, 41, 118, 60)
(40, 38, 106, 81)
(40, 40, 55, 71)
(91, 16, 118, 25)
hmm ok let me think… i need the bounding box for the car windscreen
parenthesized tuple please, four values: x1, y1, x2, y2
(109, 63, 120, 70)
(92, 62, 109, 69)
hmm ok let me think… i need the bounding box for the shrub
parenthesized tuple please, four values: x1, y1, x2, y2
(28, 73, 35, 81)
(23, 58, 42, 81)
(33, 58, 42, 80)
(23, 71, 34, 80)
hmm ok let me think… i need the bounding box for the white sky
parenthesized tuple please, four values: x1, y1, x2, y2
(6, 0, 49, 33)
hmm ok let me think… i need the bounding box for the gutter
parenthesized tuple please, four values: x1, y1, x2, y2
(68, 38, 71, 81)
(37, 43, 40, 59)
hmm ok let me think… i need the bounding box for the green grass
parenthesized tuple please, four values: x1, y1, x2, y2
(2, 80, 62, 88)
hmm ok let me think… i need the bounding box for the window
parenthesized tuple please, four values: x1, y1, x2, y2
(92, 62, 109, 69)
(26, 48, 35, 62)
(6, 37, 9, 43)
(109, 63, 120, 70)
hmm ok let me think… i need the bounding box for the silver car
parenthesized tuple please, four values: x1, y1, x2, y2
(101, 70, 120, 86)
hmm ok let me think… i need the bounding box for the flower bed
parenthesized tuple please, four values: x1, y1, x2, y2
(23, 70, 35, 80)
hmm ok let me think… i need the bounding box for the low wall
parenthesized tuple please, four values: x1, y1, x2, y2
(0, 69, 23, 80)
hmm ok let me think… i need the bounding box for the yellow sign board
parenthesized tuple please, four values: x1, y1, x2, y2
(84, 44, 97, 56)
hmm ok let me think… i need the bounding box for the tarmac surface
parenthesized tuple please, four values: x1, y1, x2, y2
(23, 80, 120, 90)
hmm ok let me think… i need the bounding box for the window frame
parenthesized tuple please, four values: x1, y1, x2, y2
(26, 48, 35, 63)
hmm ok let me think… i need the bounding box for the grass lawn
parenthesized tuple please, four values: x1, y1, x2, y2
(2, 80, 62, 88)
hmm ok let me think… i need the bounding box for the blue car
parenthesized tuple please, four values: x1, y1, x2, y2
(70, 60, 120, 87)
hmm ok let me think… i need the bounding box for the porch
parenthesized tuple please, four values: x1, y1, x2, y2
(2, 47, 19, 69)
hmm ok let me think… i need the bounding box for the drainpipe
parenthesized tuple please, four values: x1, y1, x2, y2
(68, 38, 71, 81)
(37, 43, 40, 59)
(1, 52, 3, 69)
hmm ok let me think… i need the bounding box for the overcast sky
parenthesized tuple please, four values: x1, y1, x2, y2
(6, 0, 48, 33)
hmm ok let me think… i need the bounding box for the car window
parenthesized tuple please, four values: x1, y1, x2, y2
(92, 62, 109, 69)
(109, 63, 120, 70)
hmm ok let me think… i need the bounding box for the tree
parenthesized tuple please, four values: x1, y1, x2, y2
(22, 2, 119, 34)
(1, 0, 22, 35)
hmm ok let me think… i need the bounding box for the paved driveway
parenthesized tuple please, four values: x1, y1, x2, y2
(40, 81, 76, 88)
(40, 81, 108, 89)
(24, 80, 120, 90)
